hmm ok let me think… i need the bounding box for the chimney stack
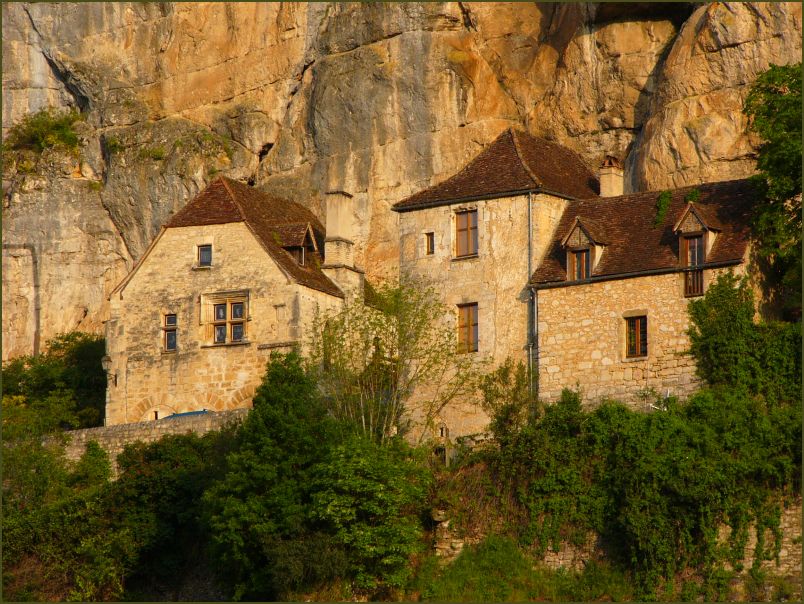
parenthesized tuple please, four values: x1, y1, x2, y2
(599, 155, 624, 197)
(322, 191, 364, 298)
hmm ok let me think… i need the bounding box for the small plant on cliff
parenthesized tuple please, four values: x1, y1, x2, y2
(4, 107, 83, 154)
(138, 145, 166, 161)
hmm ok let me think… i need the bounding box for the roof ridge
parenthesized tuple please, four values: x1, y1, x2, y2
(217, 176, 247, 221)
(509, 129, 542, 189)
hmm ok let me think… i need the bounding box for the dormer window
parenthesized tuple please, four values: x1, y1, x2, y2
(561, 216, 606, 282)
(674, 202, 718, 297)
(570, 249, 591, 280)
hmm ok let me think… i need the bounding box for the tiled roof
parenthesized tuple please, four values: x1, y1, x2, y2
(167, 177, 343, 298)
(268, 223, 313, 248)
(392, 128, 598, 211)
(531, 179, 755, 287)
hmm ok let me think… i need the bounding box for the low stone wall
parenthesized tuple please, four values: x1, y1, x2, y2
(63, 408, 250, 475)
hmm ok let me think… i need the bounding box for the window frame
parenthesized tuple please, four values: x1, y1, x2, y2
(457, 302, 479, 353)
(568, 248, 591, 280)
(197, 244, 213, 267)
(625, 315, 648, 358)
(681, 233, 705, 297)
(425, 232, 435, 255)
(202, 291, 249, 346)
(455, 209, 478, 258)
(163, 313, 177, 352)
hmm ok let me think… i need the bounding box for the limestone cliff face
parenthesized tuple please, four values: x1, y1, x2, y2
(2, 2, 801, 359)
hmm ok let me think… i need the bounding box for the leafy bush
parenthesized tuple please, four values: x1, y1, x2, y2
(2, 332, 107, 428)
(487, 385, 800, 597)
(4, 107, 83, 153)
(203, 352, 343, 600)
(310, 435, 431, 595)
(687, 271, 801, 404)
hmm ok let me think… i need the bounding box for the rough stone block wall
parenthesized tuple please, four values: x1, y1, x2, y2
(105, 221, 342, 425)
(536, 267, 743, 407)
(63, 408, 249, 476)
(398, 192, 567, 439)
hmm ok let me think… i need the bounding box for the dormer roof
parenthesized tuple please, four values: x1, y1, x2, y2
(561, 216, 609, 247)
(117, 176, 342, 298)
(673, 202, 723, 233)
(531, 179, 755, 288)
(392, 128, 598, 212)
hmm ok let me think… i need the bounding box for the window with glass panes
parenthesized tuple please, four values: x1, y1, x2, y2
(163, 313, 177, 351)
(212, 300, 245, 344)
(569, 249, 591, 280)
(625, 316, 647, 358)
(455, 210, 478, 257)
(198, 244, 212, 267)
(457, 303, 478, 353)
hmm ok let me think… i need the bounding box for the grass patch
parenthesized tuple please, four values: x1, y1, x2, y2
(138, 146, 166, 161)
(411, 535, 633, 602)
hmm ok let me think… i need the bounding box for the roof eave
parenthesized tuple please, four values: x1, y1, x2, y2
(392, 187, 582, 213)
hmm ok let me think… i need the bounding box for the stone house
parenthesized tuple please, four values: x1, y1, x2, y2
(104, 176, 361, 425)
(393, 128, 754, 437)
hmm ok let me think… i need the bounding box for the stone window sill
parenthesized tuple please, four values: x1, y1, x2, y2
(192, 265, 212, 271)
(622, 355, 648, 363)
(201, 341, 251, 349)
(161, 349, 177, 355)
(452, 254, 479, 262)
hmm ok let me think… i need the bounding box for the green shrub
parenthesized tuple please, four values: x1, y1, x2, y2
(310, 435, 432, 595)
(4, 108, 83, 153)
(687, 271, 801, 404)
(138, 146, 166, 160)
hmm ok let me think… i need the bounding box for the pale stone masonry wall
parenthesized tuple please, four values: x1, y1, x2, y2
(63, 408, 249, 477)
(398, 193, 568, 438)
(105, 222, 342, 425)
(536, 266, 744, 406)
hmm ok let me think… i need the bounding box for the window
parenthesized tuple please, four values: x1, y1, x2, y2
(212, 301, 245, 344)
(625, 316, 647, 358)
(455, 210, 478, 257)
(163, 313, 177, 351)
(457, 303, 478, 353)
(569, 249, 591, 280)
(425, 232, 435, 255)
(198, 244, 212, 267)
(682, 235, 704, 297)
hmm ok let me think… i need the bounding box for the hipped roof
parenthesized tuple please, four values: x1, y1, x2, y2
(392, 128, 599, 211)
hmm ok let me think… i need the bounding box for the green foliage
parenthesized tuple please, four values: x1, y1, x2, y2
(415, 536, 633, 602)
(4, 107, 83, 154)
(203, 352, 343, 600)
(103, 136, 123, 154)
(138, 145, 166, 160)
(743, 63, 802, 304)
(687, 271, 801, 404)
(2, 332, 107, 428)
(310, 436, 432, 595)
(69, 441, 112, 490)
(486, 385, 800, 597)
(654, 190, 672, 226)
(683, 187, 700, 203)
(478, 359, 538, 447)
(309, 281, 478, 444)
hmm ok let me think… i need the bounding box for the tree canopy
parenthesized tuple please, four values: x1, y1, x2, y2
(743, 62, 802, 310)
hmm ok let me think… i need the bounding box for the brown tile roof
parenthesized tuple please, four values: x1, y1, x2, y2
(166, 176, 343, 298)
(531, 179, 756, 287)
(392, 128, 599, 212)
(270, 223, 313, 248)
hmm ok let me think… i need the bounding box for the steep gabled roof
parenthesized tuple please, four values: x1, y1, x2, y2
(673, 201, 724, 233)
(392, 128, 599, 212)
(119, 176, 342, 298)
(531, 179, 755, 287)
(561, 216, 609, 247)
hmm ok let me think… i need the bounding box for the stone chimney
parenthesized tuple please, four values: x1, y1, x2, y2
(599, 155, 624, 197)
(322, 190, 364, 299)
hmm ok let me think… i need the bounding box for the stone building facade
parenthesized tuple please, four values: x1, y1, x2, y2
(104, 177, 352, 425)
(394, 129, 755, 437)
